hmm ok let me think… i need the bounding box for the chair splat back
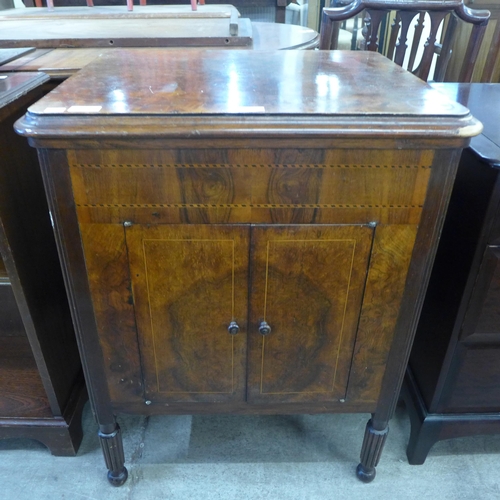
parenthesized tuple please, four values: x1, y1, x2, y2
(319, 0, 490, 82)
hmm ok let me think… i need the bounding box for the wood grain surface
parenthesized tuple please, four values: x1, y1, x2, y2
(247, 224, 374, 404)
(347, 224, 418, 403)
(25, 50, 469, 118)
(68, 147, 433, 226)
(126, 224, 248, 403)
(80, 224, 143, 404)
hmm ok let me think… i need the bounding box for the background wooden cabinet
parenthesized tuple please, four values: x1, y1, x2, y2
(0, 73, 86, 455)
(403, 83, 500, 464)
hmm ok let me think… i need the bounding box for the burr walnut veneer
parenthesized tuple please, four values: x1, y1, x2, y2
(16, 49, 481, 485)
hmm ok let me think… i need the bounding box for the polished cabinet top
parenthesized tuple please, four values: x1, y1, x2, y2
(28, 49, 467, 116)
(0, 71, 49, 110)
(18, 50, 481, 142)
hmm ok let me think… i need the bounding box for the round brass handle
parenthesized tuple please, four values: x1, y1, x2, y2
(228, 321, 240, 335)
(259, 321, 271, 336)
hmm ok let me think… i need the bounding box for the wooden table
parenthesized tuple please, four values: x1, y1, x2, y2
(0, 5, 253, 48)
(15, 49, 480, 486)
(0, 72, 86, 455)
(403, 83, 500, 464)
(0, 23, 319, 79)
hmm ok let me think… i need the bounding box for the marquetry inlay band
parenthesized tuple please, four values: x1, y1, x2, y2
(71, 163, 432, 170)
(76, 203, 424, 209)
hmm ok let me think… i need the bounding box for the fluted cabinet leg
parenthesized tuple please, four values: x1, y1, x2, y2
(356, 419, 389, 483)
(98, 424, 128, 486)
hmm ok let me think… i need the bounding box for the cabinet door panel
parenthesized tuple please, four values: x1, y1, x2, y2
(126, 225, 249, 403)
(247, 225, 373, 403)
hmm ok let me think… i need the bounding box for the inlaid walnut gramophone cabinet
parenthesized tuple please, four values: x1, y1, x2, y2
(15, 49, 481, 485)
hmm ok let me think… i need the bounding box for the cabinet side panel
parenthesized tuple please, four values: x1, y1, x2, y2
(80, 224, 144, 404)
(347, 224, 418, 404)
(0, 88, 81, 415)
(0, 285, 52, 418)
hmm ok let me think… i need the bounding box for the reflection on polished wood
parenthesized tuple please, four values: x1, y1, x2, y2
(25, 50, 469, 118)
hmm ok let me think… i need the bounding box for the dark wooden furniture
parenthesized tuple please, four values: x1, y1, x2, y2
(16, 49, 480, 485)
(0, 25, 319, 79)
(0, 72, 86, 455)
(402, 83, 500, 464)
(0, 6, 253, 48)
(447, 0, 500, 82)
(0, 48, 35, 66)
(319, 0, 490, 82)
(0, 8, 318, 51)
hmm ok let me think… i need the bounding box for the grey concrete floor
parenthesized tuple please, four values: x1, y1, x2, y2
(1, 404, 500, 500)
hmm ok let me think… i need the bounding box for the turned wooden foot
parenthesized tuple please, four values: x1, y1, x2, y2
(356, 419, 389, 483)
(98, 424, 128, 487)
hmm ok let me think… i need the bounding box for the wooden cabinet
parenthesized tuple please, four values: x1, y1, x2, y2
(402, 83, 500, 463)
(0, 72, 86, 455)
(16, 49, 480, 485)
(86, 223, 373, 406)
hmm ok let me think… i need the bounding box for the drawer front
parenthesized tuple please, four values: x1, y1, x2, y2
(68, 148, 432, 226)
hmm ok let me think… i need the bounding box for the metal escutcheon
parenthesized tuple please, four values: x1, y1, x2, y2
(259, 321, 271, 336)
(228, 321, 240, 335)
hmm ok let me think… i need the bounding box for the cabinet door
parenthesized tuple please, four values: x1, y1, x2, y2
(247, 225, 374, 404)
(126, 224, 249, 403)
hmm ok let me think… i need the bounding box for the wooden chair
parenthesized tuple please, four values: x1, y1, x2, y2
(319, 0, 490, 82)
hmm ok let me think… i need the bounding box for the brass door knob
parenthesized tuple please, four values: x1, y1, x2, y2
(228, 321, 240, 335)
(259, 321, 271, 336)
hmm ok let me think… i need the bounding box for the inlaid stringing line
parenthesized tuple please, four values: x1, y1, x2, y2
(76, 203, 424, 209)
(260, 239, 358, 395)
(142, 238, 236, 395)
(71, 163, 432, 169)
